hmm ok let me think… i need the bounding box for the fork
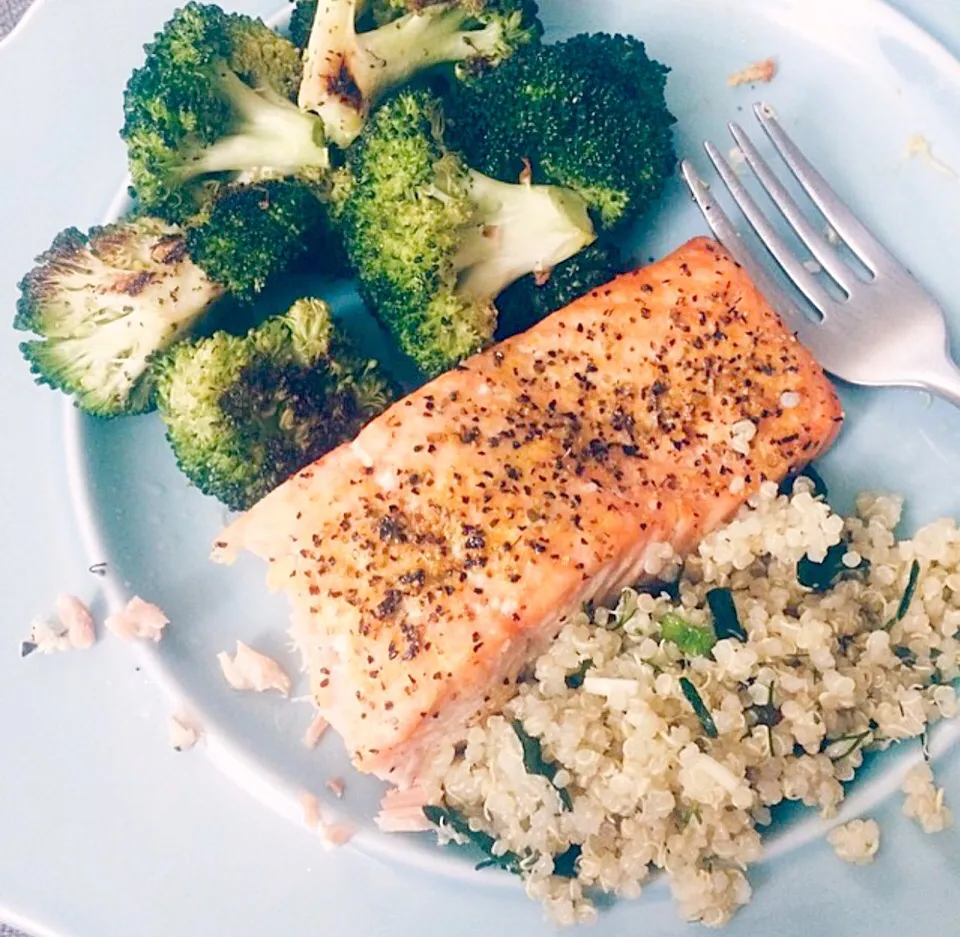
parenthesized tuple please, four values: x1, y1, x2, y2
(681, 103, 960, 410)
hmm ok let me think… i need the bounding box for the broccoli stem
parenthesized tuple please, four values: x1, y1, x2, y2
(300, 0, 521, 148)
(180, 67, 330, 181)
(453, 170, 597, 302)
(363, 4, 501, 88)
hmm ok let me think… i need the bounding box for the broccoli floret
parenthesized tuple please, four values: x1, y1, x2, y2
(122, 2, 330, 223)
(297, 0, 540, 147)
(289, 0, 319, 49)
(494, 238, 624, 340)
(335, 89, 597, 377)
(447, 33, 676, 231)
(15, 219, 225, 417)
(185, 179, 338, 298)
(155, 298, 395, 510)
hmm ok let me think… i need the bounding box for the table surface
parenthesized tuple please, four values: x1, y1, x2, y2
(1, 2, 959, 937)
(0, 0, 30, 37)
(1, 6, 41, 926)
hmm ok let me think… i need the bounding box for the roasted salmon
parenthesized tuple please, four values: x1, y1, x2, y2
(213, 237, 843, 786)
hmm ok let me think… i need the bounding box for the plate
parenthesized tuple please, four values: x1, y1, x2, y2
(4, 0, 960, 934)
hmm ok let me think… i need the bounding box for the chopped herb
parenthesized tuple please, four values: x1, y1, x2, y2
(797, 541, 868, 592)
(746, 684, 780, 755)
(19, 640, 37, 658)
(659, 578, 682, 602)
(679, 677, 718, 738)
(921, 730, 931, 762)
(612, 589, 638, 627)
(660, 612, 716, 657)
(676, 803, 702, 827)
(825, 729, 872, 760)
(797, 542, 845, 591)
(565, 659, 593, 689)
(423, 804, 522, 874)
(746, 695, 781, 728)
(896, 560, 921, 622)
(552, 844, 582, 878)
(640, 575, 682, 603)
(706, 588, 747, 642)
(893, 646, 917, 665)
(511, 720, 573, 810)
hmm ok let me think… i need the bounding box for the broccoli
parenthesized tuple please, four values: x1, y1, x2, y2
(155, 298, 395, 510)
(185, 179, 337, 298)
(122, 2, 330, 224)
(334, 89, 597, 377)
(446, 33, 676, 232)
(297, 0, 540, 147)
(15, 219, 225, 417)
(289, 0, 421, 47)
(493, 238, 624, 340)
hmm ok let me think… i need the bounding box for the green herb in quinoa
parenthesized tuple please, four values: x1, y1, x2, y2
(423, 804, 522, 874)
(797, 540, 868, 592)
(706, 587, 747, 642)
(893, 559, 921, 624)
(565, 659, 593, 689)
(511, 720, 574, 810)
(659, 611, 716, 656)
(679, 676, 719, 738)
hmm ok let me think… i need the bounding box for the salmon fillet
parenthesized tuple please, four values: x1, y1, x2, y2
(213, 237, 843, 786)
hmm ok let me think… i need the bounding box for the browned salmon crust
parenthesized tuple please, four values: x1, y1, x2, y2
(213, 238, 843, 785)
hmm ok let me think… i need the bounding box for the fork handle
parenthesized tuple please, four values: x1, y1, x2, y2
(918, 354, 960, 411)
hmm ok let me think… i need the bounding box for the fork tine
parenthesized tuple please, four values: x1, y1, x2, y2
(727, 122, 859, 295)
(753, 103, 900, 273)
(703, 141, 836, 317)
(679, 160, 820, 346)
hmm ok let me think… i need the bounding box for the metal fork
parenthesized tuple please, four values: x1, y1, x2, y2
(681, 103, 960, 410)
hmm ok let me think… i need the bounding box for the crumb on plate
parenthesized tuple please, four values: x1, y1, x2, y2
(302, 712, 330, 748)
(727, 57, 777, 87)
(217, 641, 291, 695)
(906, 134, 958, 177)
(727, 146, 746, 171)
(301, 789, 354, 848)
(105, 596, 169, 642)
(56, 594, 96, 649)
(168, 714, 201, 751)
(301, 790, 321, 829)
(21, 617, 71, 656)
(317, 818, 355, 850)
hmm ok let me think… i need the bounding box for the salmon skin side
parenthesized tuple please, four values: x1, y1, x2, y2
(213, 237, 843, 786)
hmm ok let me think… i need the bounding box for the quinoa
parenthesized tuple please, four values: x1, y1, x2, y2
(827, 818, 880, 864)
(902, 762, 953, 833)
(418, 478, 960, 927)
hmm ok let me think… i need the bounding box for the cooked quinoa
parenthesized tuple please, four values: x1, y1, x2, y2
(827, 818, 881, 865)
(417, 478, 960, 927)
(902, 762, 953, 833)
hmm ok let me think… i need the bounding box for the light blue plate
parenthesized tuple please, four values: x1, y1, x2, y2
(2, 1, 960, 935)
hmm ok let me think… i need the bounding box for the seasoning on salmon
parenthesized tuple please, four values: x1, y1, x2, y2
(212, 237, 843, 786)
